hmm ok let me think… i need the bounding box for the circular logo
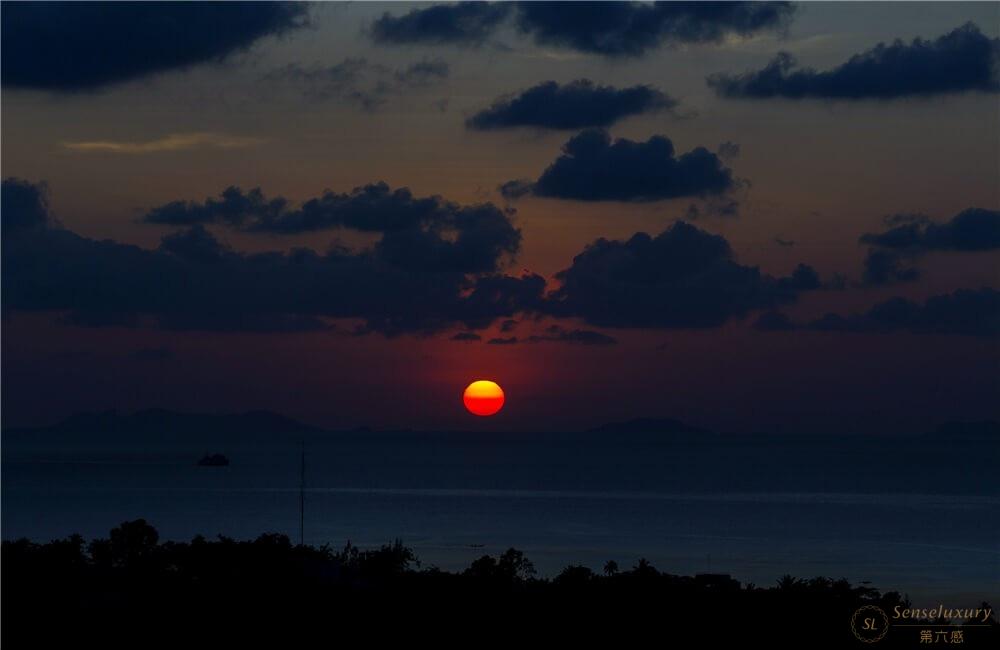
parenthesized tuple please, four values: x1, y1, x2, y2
(851, 605, 889, 643)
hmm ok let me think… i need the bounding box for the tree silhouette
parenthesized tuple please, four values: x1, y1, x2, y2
(632, 557, 658, 578)
(110, 518, 158, 565)
(554, 565, 594, 587)
(497, 547, 535, 581)
(3, 521, 997, 648)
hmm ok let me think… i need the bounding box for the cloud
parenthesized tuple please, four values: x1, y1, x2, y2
(525, 325, 617, 345)
(158, 225, 231, 264)
(2, 178, 541, 335)
(684, 198, 740, 220)
(498, 179, 535, 200)
(716, 141, 741, 161)
(0, 177, 55, 234)
(263, 57, 449, 111)
(16, 180, 951, 340)
(545, 221, 819, 328)
(458, 273, 548, 329)
(860, 208, 1000, 252)
(857, 208, 1000, 286)
(370, 2, 512, 46)
(466, 79, 676, 130)
(806, 288, 1000, 337)
(477, 324, 618, 345)
(395, 59, 451, 85)
(514, 1, 795, 57)
(774, 237, 795, 247)
(752, 311, 794, 331)
(2, 2, 308, 92)
(144, 186, 287, 228)
(451, 332, 482, 342)
(777, 263, 822, 291)
(62, 133, 265, 154)
(708, 23, 1000, 100)
(369, 2, 795, 57)
(143, 182, 521, 275)
(499, 319, 519, 332)
(861, 249, 920, 286)
(504, 129, 736, 202)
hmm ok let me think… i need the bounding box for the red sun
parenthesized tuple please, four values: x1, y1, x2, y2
(463, 380, 505, 416)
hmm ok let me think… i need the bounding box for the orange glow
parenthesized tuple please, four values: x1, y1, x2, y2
(463, 380, 505, 416)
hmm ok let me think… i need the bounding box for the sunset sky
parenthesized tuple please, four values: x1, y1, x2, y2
(3, 1, 998, 433)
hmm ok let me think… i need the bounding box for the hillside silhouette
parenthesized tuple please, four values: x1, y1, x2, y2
(5, 408, 321, 437)
(8, 408, 998, 442)
(588, 417, 713, 435)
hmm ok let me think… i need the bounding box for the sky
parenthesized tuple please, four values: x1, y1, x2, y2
(2, 1, 999, 433)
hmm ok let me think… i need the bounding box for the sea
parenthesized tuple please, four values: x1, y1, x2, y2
(3, 428, 998, 607)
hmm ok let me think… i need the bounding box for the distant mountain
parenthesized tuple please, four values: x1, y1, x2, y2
(926, 420, 1000, 442)
(588, 418, 715, 437)
(5, 408, 323, 438)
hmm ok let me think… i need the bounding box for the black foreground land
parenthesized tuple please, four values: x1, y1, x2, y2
(3, 520, 997, 648)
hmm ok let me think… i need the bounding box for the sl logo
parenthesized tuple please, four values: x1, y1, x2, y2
(851, 605, 889, 643)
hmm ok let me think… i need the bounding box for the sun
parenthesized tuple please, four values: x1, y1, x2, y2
(463, 380, 505, 416)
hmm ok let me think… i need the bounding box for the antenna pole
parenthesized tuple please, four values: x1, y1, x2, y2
(299, 441, 305, 546)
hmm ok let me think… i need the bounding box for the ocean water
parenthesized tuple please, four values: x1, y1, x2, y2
(3, 431, 998, 607)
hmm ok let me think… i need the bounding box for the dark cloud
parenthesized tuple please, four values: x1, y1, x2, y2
(395, 59, 451, 86)
(752, 311, 794, 331)
(467, 79, 676, 130)
(0, 177, 55, 234)
(774, 237, 795, 247)
(498, 179, 535, 200)
(861, 249, 920, 286)
(499, 319, 519, 333)
(860, 208, 1000, 252)
(716, 141, 741, 161)
(807, 288, 1000, 338)
(158, 225, 230, 264)
(545, 221, 819, 328)
(2, 179, 539, 335)
(776, 263, 822, 291)
(506, 129, 736, 202)
(17, 179, 958, 340)
(369, 2, 794, 56)
(370, 2, 512, 46)
(708, 23, 1000, 100)
(2, 2, 307, 92)
(479, 325, 618, 345)
(144, 182, 521, 274)
(514, 1, 795, 57)
(857, 208, 999, 286)
(263, 57, 448, 111)
(882, 213, 927, 227)
(525, 325, 617, 345)
(143, 186, 285, 228)
(451, 332, 482, 342)
(684, 198, 740, 220)
(373, 209, 520, 274)
(458, 273, 548, 330)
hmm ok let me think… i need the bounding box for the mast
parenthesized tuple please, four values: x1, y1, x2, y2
(299, 441, 305, 546)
